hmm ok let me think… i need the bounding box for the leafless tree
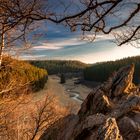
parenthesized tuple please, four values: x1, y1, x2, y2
(0, 0, 140, 66)
(0, 93, 68, 140)
(27, 95, 68, 140)
(47, 0, 140, 46)
(0, 0, 52, 66)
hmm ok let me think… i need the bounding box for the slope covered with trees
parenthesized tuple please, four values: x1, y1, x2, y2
(0, 56, 69, 140)
(84, 56, 140, 84)
(29, 60, 87, 75)
(0, 56, 48, 97)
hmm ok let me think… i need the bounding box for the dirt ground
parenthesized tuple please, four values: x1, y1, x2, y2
(33, 75, 93, 113)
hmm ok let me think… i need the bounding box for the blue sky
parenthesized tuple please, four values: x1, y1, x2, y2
(18, 1, 140, 64)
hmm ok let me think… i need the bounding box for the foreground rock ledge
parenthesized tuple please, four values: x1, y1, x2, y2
(41, 64, 140, 140)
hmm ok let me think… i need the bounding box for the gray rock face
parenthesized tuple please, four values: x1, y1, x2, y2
(41, 65, 140, 140)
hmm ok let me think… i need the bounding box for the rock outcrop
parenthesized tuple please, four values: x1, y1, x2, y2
(41, 64, 140, 140)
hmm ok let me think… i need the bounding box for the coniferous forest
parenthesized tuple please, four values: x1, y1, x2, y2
(28, 56, 140, 84)
(84, 56, 140, 84)
(29, 60, 87, 75)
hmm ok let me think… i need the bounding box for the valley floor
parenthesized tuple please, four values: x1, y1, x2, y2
(34, 75, 93, 113)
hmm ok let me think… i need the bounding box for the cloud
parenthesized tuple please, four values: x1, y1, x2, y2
(32, 45, 63, 50)
(31, 33, 115, 52)
(19, 54, 47, 60)
(81, 33, 115, 43)
(31, 37, 86, 50)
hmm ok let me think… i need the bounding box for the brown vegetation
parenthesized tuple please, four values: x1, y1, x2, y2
(0, 56, 48, 98)
(0, 93, 68, 140)
(0, 56, 68, 140)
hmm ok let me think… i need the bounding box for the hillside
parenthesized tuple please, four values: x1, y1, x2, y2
(29, 60, 88, 75)
(84, 56, 140, 84)
(0, 56, 48, 97)
(0, 56, 69, 140)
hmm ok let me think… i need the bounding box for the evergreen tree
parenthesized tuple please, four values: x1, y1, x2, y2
(60, 73, 65, 84)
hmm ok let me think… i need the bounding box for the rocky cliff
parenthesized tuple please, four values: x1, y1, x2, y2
(41, 64, 140, 140)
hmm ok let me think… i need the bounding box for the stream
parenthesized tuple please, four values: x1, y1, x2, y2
(66, 88, 84, 103)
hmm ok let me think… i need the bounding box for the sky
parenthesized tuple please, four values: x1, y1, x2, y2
(18, 0, 140, 64)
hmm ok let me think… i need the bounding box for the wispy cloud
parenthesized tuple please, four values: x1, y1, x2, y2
(31, 37, 86, 50)
(19, 54, 47, 60)
(83, 34, 114, 42)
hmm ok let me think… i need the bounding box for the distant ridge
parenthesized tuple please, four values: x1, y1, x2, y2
(29, 60, 88, 75)
(84, 55, 140, 84)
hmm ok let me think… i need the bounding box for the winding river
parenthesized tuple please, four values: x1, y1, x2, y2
(66, 88, 84, 103)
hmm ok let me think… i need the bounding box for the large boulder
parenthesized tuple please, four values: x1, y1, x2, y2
(41, 65, 140, 140)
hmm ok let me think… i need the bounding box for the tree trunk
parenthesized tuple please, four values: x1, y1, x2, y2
(0, 24, 5, 68)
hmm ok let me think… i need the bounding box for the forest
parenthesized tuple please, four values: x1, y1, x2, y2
(0, 56, 48, 97)
(28, 56, 140, 85)
(29, 60, 87, 75)
(84, 56, 140, 84)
